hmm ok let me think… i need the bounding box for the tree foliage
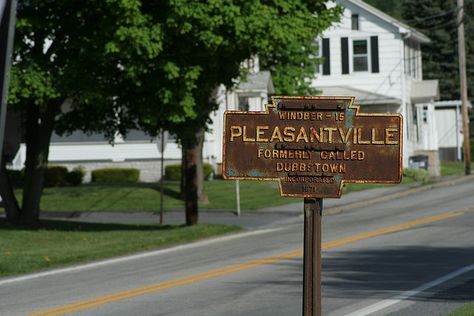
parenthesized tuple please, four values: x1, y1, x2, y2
(128, 0, 342, 224)
(2, 0, 163, 223)
(363, 0, 402, 19)
(400, 0, 468, 101)
(368, 0, 474, 101)
(134, 0, 343, 138)
(2, 0, 342, 225)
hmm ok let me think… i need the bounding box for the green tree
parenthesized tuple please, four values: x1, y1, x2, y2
(0, 0, 162, 224)
(363, 0, 402, 19)
(400, 0, 460, 100)
(374, 0, 474, 101)
(132, 0, 342, 224)
(1, 0, 341, 226)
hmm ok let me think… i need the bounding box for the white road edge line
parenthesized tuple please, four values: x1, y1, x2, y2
(0, 226, 286, 286)
(345, 263, 474, 316)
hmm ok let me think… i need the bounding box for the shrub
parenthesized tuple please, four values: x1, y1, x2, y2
(91, 168, 140, 183)
(45, 166, 68, 187)
(164, 164, 181, 181)
(66, 166, 86, 186)
(164, 163, 214, 181)
(203, 163, 214, 180)
(403, 168, 429, 183)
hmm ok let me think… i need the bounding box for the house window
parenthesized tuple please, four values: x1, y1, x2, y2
(404, 40, 421, 79)
(351, 14, 359, 30)
(238, 96, 249, 111)
(410, 45, 416, 77)
(314, 39, 321, 74)
(315, 38, 330, 75)
(352, 39, 368, 72)
(404, 43, 410, 75)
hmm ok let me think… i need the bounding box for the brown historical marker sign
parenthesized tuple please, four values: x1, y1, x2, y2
(222, 96, 403, 198)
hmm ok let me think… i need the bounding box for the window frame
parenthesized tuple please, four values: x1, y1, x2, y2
(237, 95, 250, 111)
(350, 37, 371, 73)
(351, 14, 359, 30)
(314, 39, 322, 74)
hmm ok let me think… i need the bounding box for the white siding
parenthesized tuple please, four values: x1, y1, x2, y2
(313, 0, 416, 166)
(313, 0, 404, 100)
(204, 85, 269, 165)
(47, 142, 182, 162)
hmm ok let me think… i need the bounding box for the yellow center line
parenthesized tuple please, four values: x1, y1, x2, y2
(28, 207, 473, 316)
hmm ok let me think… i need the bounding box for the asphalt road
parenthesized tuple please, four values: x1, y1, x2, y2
(2, 179, 474, 316)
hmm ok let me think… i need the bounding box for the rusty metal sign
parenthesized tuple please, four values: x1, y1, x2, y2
(222, 96, 403, 198)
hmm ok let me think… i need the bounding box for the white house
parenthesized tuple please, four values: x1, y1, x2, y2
(10, 0, 444, 179)
(311, 0, 440, 176)
(9, 66, 275, 182)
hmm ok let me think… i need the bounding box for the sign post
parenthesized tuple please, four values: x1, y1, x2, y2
(157, 130, 169, 225)
(222, 96, 402, 315)
(303, 197, 322, 316)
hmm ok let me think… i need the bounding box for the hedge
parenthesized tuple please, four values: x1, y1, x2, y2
(65, 166, 86, 186)
(91, 168, 140, 183)
(8, 166, 85, 187)
(165, 163, 214, 181)
(45, 166, 69, 187)
(403, 168, 429, 183)
(203, 163, 214, 180)
(165, 164, 181, 181)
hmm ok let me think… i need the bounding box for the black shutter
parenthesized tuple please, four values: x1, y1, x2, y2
(322, 38, 330, 75)
(341, 37, 349, 74)
(370, 36, 379, 73)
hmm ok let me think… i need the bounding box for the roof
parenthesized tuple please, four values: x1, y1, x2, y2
(433, 100, 473, 109)
(316, 86, 401, 105)
(237, 70, 275, 94)
(343, 0, 430, 43)
(411, 80, 439, 103)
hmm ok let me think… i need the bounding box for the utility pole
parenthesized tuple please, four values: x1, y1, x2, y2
(458, 0, 471, 174)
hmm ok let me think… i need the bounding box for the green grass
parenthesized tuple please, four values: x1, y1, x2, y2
(441, 161, 467, 176)
(0, 219, 241, 277)
(342, 174, 418, 193)
(204, 180, 289, 209)
(15, 180, 294, 212)
(343, 182, 393, 193)
(1, 177, 417, 214)
(447, 301, 474, 315)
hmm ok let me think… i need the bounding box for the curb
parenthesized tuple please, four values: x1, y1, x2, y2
(323, 174, 474, 216)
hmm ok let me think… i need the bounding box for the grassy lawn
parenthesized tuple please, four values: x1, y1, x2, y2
(31, 180, 292, 212)
(441, 161, 467, 176)
(0, 219, 241, 277)
(447, 301, 474, 315)
(0, 177, 419, 213)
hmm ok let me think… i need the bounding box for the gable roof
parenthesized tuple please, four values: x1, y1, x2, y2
(344, 0, 430, 43)
(236, 70, 275, 94)
(316, 86, 401, 105)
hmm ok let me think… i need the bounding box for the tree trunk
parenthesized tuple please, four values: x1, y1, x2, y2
(196, 129, 207, 203)
(0, 159, 20, 222)
(184, 141, 199, 225)
(20, 102, 57, 225)
(180, 146, 186, 199)
(183, 127, 207, 225)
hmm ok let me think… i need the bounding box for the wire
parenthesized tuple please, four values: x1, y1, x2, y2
(402, 6, 460, 24)
(418, 18, 460, 31)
